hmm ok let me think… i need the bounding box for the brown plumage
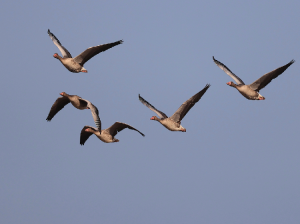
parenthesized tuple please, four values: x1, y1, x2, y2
(80, 122, 145, 145)
(48, 29, 123, 73)
(213, 56, 295, 100)
(46, 92, 101, 131)
(139, 84, 210, 132)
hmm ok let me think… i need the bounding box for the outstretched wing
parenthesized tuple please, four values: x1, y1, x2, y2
(47, 29, 72, 58)
(85, 101, 101, 133)
(213, 56, 245, 85)
(46, 96, 70, 121)
(139, 94, 168, 119)
(73, 40, 123, 66)
(249, 60, 295, 91)
(106, 122, 145, 137)
(170, 84, 210, 122)
(80, 125, 96, 145)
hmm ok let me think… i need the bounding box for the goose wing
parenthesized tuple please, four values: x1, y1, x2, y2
(80, 125, 97, 145)
(84, 100, 101, 132)
(73, 40, 123, 66)
(213, 56, 245, 85)
(106, 122, 145, 137)
(47, 29, 72, 58)
(249, 60, 295, 91)
(139, 94, 168, 119)
(46, 96, 70, 121)
(170, 84, 210, 122)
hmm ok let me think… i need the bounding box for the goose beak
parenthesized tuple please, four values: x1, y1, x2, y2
(258, 97, 265, 100)
(150, 117, 155, 120)
(226, 82, 231, 85)
(181, 128, 186, 132)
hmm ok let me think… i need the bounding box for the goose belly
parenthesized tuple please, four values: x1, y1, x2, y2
(61, 58, 83, 73)
(237, 86, 259, 100)
(160, 119, 181, 131)
(96, 133, 114, 143)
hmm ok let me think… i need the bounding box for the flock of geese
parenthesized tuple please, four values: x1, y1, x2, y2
(46, 29, 295, 145)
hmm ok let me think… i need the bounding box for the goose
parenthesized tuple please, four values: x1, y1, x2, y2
(213, 57, 295, 100)
(80, 122, 145, 144)
(139, 84, 210, 132)
(46, 92, 101, 132)
(47, 29, 123, 73)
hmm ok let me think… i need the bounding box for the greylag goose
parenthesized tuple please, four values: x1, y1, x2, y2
(213, 57, 294, 100)
(48, 29, 123, 73)
(139, 84, 210, 132)
(80, 122, 145, 145)
(46, 92, 101, 132)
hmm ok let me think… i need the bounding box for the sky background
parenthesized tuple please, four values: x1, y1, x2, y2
(1, 0, 300, 223)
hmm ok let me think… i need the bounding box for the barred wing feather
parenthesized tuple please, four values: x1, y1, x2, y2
(48, 29, 72, 58)
(139, 94, 168, 119)
(170, 84, 210, 123)
(213, 56, 245, 85)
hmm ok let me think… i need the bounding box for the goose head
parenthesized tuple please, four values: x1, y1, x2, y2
(85, 128, 92, 132)
(85, 127, 97, 134)
(150, 116, 159, 121)
(113, 139, 119, 143)
(226, 81, 237, 87)
(60, 92, 66, 96)
(53, 53, 60, 59)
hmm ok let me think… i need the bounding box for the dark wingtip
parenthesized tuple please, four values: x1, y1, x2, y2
(47, 29, 50, 34)
(119, 40, 124, 44)
(138, 94, 145, 103)
(291, 59, 295, 64)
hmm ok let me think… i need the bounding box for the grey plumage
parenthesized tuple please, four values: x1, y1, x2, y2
(170, 84, 210, 123)
(138, 94, 168, 119)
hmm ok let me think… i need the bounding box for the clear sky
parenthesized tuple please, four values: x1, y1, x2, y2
(1, 0, 300, 223)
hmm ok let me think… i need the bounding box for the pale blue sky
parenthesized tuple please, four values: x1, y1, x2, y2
(1, 1, 300, 223)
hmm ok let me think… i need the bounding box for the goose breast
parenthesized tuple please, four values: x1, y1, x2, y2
(160, 118, 181, 131)
(236, 85, 259, 99)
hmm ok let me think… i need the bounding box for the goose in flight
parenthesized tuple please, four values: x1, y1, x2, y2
(213, 57, 294, 100)
(80, 122, 145, 145)
(46, 92, 101, 132)
(139, 84, 210, 132)
(47, 29, 123, 73)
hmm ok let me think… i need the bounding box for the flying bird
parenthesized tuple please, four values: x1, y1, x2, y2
(46, 92, 101, 132)
(139, 84, 210, 132)
(80, 122, 145, 145)
(213, 56, 294, 100)
(47, 29, 123, 73)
